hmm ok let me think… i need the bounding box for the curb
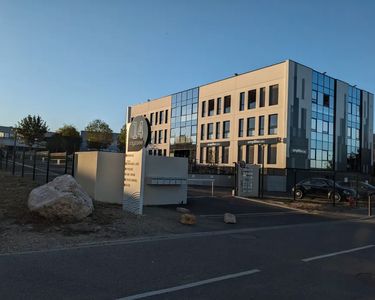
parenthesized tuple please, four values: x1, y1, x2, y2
(235, 195, 373, 220)
(234, 196, 312, 214)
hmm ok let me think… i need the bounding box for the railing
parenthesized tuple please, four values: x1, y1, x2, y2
(0, 148, 74, 184)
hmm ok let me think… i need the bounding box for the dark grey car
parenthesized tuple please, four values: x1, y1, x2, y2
(292, 178, 356, 202)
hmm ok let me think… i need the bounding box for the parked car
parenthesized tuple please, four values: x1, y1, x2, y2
(337, 181, 375, 199)
(291, 178, 356, 202)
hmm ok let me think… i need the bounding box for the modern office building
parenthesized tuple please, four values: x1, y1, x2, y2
(127, 60, 373, 180)
(0, 125, 54, 150)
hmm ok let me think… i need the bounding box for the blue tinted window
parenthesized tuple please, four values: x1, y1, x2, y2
(170, 88, 199, 147)
(310, 71, 335, 169)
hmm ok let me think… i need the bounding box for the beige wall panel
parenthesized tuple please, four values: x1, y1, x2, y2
(75, 151, 125, 204)
(74, 151, 98, 198)
(197, 62, 288, 168)
(95, 152, 125, 204)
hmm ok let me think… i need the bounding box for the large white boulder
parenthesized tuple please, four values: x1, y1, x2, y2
(28, 175, 94, 222)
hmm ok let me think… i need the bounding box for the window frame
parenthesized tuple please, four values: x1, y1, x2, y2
(248, 89, 256, 109)
(259, 87, 265, 107)
(259, 116, 265, 135)
(216, 98, 222, 114)
(247, 117, 255, 137)
(268, 114, 278, 135)
(159, 111, 164, 124)
(200, 124, 205, 140)
(224, 95, 231, 114)
(222, 146, 229, 164)
(269, 84, 279, 106)
(238, 118, 244, 137)
(215, 122, 220, 139)
(223, 121, 230, 139)
(208, 99, 215, 116)
(207, 123, 214, 140)
(239, 92, 245, 111)
(267, 144, 277, 164)
(201, 101, 206, 117)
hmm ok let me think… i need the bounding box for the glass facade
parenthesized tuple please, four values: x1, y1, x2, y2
(170, 87, 199, 160)
(346, 86, 361, 170)
(310, 71, 335, 169)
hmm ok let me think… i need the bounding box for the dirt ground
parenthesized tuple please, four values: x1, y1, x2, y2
(0, 171, 216, 254)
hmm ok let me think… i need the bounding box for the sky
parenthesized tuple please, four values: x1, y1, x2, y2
(0, 0, 374, 133)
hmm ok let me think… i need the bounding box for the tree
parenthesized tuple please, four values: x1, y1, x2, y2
(46, 124, 81, 154)
(58, 124, 80, 138)
(117, 124, 127, 152)
(84, 119, 113, 150)
(16, 115, 48, 147)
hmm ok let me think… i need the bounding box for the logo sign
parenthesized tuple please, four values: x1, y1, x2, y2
(128, 116, 150, 152)
(238, 160, 246, 168)
(291, 148, 307, 154)
(246, 137, 282, 145)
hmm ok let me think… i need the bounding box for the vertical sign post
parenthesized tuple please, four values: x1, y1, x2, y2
(237, 162, 260, 198)
(123, 116, 150, 215)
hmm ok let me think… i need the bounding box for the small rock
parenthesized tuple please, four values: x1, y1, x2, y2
(176, 207, 190, 214)
(224, 213, 236, 224)
(180, 214, 196, 225)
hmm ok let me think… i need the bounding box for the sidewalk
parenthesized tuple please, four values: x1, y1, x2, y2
(235, 195, 375, 221)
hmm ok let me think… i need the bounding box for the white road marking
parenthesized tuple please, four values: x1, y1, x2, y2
(117, 269, 260, 300)
(302, 244, 375, 262)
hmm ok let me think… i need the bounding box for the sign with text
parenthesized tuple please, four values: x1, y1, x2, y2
(237, 164, 260, 197)
(123, 123, 146, 215)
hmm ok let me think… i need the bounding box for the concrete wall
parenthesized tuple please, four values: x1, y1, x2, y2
(74, 151, 98, 197)
(75, 151, 125, 204)
(95, 152, 125, 204)
(143, 155, 188, 205)
(197, 61, 288, 168)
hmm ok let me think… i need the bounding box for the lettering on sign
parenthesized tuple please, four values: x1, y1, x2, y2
(123, 121, 146, 215)
(291, 148, 307, 154)
(237, 164, 260, 197)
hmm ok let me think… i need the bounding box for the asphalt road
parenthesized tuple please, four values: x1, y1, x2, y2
(1, 200, 375, 299)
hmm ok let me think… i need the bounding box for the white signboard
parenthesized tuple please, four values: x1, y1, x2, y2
(123, 148, 146, 214)
(123, 118, 149, 215)
(237, 164, 260, 197)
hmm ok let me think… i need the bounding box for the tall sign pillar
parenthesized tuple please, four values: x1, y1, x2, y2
(123, 116, 150, 215)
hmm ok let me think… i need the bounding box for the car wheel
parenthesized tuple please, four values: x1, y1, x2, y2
(330, 192, 341, 202)
(294, 189, 303, 199)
